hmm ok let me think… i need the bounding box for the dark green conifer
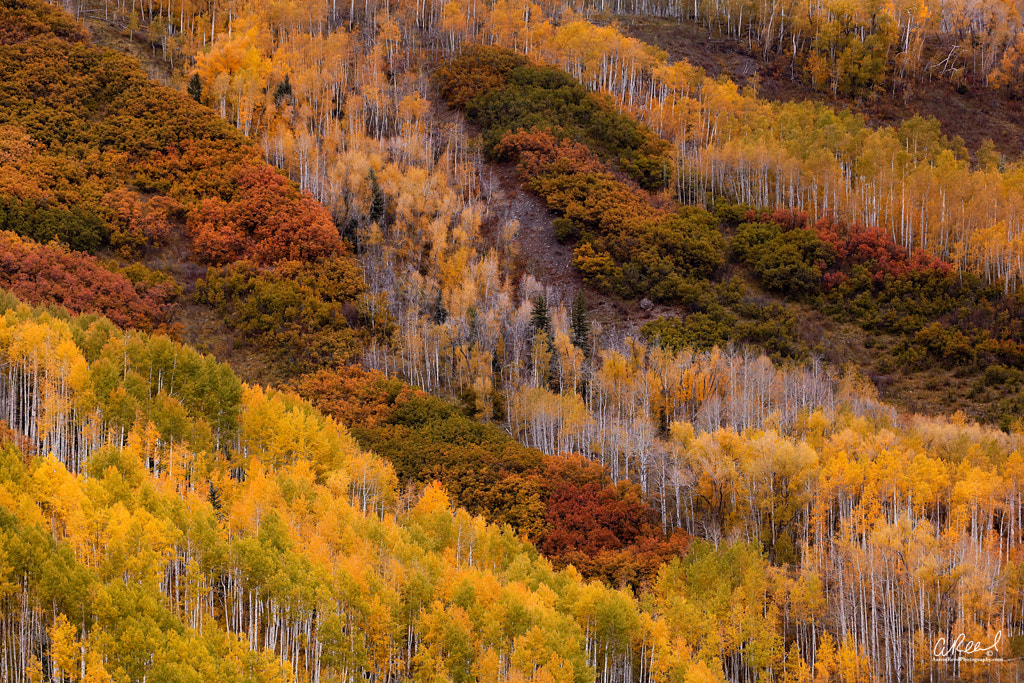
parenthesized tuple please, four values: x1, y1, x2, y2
(531, 294, 552, 340)
(188, 73, 203, 103)
(273, 74, 293, 104)
(368, 169, 386, 226)
(570, 292, 591, 357)
(433, 291, 448, 324)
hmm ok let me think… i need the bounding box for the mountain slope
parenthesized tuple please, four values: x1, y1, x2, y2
(0, 0, 365, 382)
(2, 292, 1023, 682)
(615, 14, 1024, 160)
(4, 0, 1024, 680)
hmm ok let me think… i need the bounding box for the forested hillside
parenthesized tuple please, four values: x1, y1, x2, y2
(0, 297, 669, 683)
(0, 0, 367, 379)
(432, 45, 1024, 426)
(4, 0, 1024, 680)
(3, 295, 1024, 683)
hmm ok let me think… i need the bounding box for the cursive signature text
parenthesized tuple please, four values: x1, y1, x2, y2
(933, 631, 1002, 659)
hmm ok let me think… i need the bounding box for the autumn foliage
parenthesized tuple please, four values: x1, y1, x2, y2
(0, 0, 363, 365)
(3, 297, 1020, 683)
(719, 207, 1024, 409)
(436, 46, 673, 190)
(6, 0, 1024, 678)
(0, 230, 177, 330)
(197, 257, 366, 375)
(491, 127, 725, 301)
(0, 8, 343, 269)
(98, 189, 179, 257)
(294, 365, 426, 428)
(438, 50, 725, 303)
(297, 366, 688, 586)
(535, 455, 690, 587)
(187, 164, 343, 265)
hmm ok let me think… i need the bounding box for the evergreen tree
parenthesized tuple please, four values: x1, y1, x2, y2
(273, 74, 293, 104)
(187, 73, 203, 103)
(570, 292, 591, 357)
(368, 169, 386, 226)
(433, 291, 448, 324)
(531, 294, 559, 390)
(531, 294, 552, 341)
(208, 482, 223, 516)
(466, 305, 479, 342)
